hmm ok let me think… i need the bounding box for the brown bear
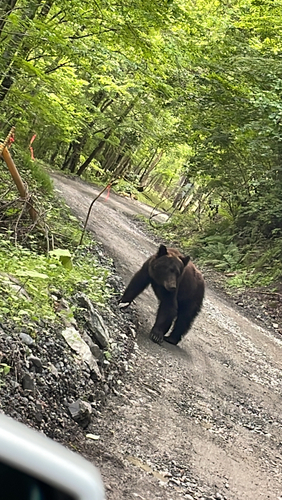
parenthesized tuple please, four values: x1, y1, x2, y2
(119, 244, 205, 345)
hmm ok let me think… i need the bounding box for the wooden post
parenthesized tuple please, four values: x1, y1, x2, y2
(0, 128, 37, 222)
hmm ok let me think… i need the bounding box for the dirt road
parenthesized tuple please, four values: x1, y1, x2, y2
(52, 173, 282, 500)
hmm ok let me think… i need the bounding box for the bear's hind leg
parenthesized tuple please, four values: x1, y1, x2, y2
(164, 303, 201, 345)
(164, 315, 190, 345)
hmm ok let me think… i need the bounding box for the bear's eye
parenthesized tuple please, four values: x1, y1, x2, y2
(174, 265, 183, 276)
(169, 266, 179, 276)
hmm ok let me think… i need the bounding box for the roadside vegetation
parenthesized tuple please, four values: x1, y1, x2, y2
(0, 152, 111, 327)
(1, 0, 281, 296)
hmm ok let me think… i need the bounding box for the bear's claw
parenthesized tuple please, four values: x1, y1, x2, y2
(149, 329, 163, 344)
(119, 301, 131, 309)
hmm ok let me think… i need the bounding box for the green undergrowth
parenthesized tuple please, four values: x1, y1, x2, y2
(0, 149, 112, 327)
(0, 238, 111, 325)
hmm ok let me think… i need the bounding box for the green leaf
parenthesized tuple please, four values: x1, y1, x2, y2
(49, 249, 73, 270)
(15, 270, 49, 279)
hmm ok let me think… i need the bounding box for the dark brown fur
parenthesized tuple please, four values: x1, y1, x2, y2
(120, 245, 205, 345)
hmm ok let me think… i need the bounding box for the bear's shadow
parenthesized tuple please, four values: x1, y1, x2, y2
(162, 338, 193, 362)
(141, 332, 193, 363)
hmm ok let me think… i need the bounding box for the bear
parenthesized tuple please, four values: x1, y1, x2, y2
(119, 244, 205, 345)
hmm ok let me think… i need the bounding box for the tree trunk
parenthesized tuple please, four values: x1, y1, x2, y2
(61, 124, 108, 172)
(77, 98, 137, 176)
(61, 143, 73, 170)
(139, 150, 163, 187)
(0, 0, 18, 37)
(50, 145, 61, 164)
(160, 177, 173, 200)
(0, 1, 42, 101)
(66, 135, 88, 173)
(103, 139, 127, 172)
(76, 129, 112, 176)
(114, 156, 131, 178)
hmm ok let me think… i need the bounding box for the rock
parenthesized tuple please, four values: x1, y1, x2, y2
(90, 344, 104, 364)
(86, 433, 100, 440)
(169, 478, 181, 486)
(11, 381, 20, 390)
(68, 399, 92, 428)
(35, 411, 43, 423)
(61, 326, 101, 380)
(58, 298, 69, 310)
(48, 363, 59, 377)
(119, 302, 130, 309)
(82, 332, 104, 363)
(22, 373, 35, 391)
(215, 493, 224, 500)
(28, 356, 43, 373)
(74, 293, 109, 348)
(19, 333, 35, 346)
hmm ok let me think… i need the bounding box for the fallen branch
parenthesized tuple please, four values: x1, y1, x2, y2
(247, 290, 282, 301)
(79, 180, 116, 246)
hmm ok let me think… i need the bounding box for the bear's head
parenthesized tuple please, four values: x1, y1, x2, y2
(149, 245, 190, 292)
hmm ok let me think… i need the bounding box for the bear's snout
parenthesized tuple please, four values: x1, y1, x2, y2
(164, 279, 177, 291)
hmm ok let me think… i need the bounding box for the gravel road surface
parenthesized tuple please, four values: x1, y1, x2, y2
(52, 173, 282, 500)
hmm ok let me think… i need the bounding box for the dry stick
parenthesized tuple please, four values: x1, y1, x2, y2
(149, 199, 171, 228)
(79, 181, 115, 246)
(11, 194, 50, 251)
(247, 290, 282, 300)
(13, 196, 42, 246)
(0, 181, 14, 199)
(0, 197, 20, 214)
(14, 199, 28, 245)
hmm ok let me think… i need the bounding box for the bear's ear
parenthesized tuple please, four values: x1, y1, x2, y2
(157, 244, 168, 258)
(181, 255, 190, 267)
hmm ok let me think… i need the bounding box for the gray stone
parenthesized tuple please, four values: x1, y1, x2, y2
(68, 399, 92, 428)
(11, 381, 20, 390)
(61, 326, 101, 380)
(58, 298, 69, 309)
(48, 363, 59, 377)
(28, 356, 43, 373)
(82, 332, 104, 363)
(35, 411, 43, 423)
(22, 373, 35, 391)
(74, 293, 109, 348)
(19, 333, 35, 346)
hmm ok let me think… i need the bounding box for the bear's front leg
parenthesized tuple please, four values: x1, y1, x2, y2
(150, 299, 177, 344)
(119, 262, 151, 308)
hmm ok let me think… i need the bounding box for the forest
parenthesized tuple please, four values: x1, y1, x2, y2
(1, 0, 282, 291)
